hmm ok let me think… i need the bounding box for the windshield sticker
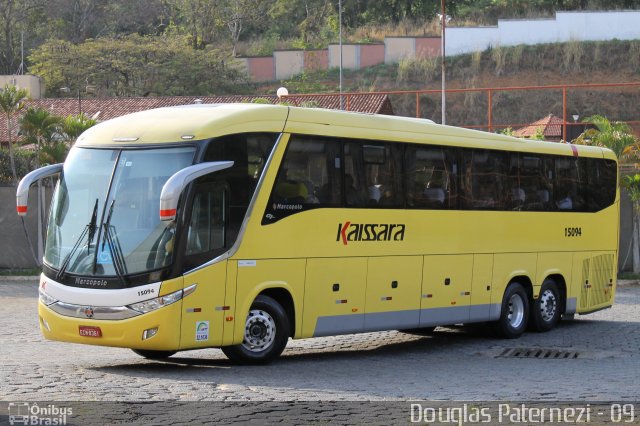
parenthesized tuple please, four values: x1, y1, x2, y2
(336, 222, 406, 245)
(96, 244, 113, 265)
(195, 321, 209, 341)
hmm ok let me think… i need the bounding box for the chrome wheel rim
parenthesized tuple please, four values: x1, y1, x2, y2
(539, 289, 557, 322)
(241, 309, 276, 352)
(507, 294, 525, 329)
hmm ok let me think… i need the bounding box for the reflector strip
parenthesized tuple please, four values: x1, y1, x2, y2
(215, 306, 230, 311)
(160, 209, 177, 219)
(16, 205, 27, 214)
(380, 296, 392, 301)
(335, 299, 348, 304)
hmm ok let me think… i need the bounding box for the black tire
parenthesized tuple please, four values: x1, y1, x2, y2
(399, 327, 437, 336)
(221, 295, 290, 365)
(132, 349, 177, 359)
(530, 280, 561, 332)
(494, 282, 529, 339)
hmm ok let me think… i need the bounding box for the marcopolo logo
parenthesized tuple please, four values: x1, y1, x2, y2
(336, 221, 406, 245)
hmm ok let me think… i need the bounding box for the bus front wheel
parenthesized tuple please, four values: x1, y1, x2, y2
(494, 282, 529, 339)
(530, 280, 561, 332)
(222, 295, 290, 365)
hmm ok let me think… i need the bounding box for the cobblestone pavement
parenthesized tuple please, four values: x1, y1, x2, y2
(1, 279, 639, 405)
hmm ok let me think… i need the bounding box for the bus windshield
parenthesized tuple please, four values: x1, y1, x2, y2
(45, 146, 196, 278)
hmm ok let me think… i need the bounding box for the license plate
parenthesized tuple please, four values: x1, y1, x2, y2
(79, 326, 102, 338)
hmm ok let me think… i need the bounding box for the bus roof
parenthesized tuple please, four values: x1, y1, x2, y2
(75, 103, 616, 161)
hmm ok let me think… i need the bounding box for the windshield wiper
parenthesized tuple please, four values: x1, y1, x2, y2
(56, 198, 99, 280)
(101, 200, 129, 282)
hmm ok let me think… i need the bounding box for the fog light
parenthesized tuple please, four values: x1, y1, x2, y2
(40, 316, 51, 331)
(142, 327, 158, 340)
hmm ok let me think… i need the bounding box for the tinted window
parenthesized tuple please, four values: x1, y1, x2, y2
(508, 154, 555, 211)
(405, 145, 457, 209)
(461, 149, 509, 210)
(264, 135, 341, 223)
(345, 141, 403, 208)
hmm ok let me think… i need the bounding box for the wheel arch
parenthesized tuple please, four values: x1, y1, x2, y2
(508, 275, 533, 301)
(258, 287, 296, 337)
(542, 274, 567, 314)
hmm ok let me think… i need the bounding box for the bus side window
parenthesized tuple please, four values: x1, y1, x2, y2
(405, 146, 456, 209)
(461, 149, 508, 210)
(264, 136, 341, 223)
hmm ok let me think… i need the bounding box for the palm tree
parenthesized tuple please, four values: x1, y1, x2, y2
(61, 112, 96, 143)
(0, 84, 29, 186)
(573, 114, 638, 159)
(20, 107, 63, 168)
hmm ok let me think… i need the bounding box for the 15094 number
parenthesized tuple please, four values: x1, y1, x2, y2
(565, 227, 582, 237)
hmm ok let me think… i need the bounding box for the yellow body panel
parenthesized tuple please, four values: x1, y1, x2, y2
(179, 261, 227, 349)
(366, 256, 422, 313)
(422, 255, 473, 309)
(302, 257, 367, 337)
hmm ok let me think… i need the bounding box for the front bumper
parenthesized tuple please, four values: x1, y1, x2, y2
(38, 299, 182, 351)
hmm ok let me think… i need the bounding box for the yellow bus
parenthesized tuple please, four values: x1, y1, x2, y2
(17, 104, 619, 364)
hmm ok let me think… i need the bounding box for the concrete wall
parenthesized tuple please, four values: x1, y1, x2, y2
(0, 75, 44, 99)
(0, 184, 52, 269)
(447, 10, 640, 56)
(328, 44, 359, 69)
(384, 37, 416, 63)
(236, 10, 640, 82)
(415, 38, 441, 58)
(274, 50, 305, 80)
(304, 50, 329, 72)
(238, 57, 274, 82)
(359, 44, 385, 68)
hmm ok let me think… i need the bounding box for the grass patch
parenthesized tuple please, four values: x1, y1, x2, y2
(618, 272, 640, 281)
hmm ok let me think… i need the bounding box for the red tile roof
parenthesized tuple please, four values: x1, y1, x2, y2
(513, 114, 563, 140)
(0, 94, 394, 143)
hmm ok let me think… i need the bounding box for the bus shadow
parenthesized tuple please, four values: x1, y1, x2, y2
(91, 318, 637, 379)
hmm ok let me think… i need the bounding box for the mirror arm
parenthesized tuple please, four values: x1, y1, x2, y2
(16, 163, 64, 216)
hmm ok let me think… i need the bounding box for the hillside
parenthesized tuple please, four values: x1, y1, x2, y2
(257, 39, 640, 131)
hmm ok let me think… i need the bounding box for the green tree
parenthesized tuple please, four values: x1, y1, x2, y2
(573, 114, 638, 159)
(61, 112, 96, 141)
(20, 106, 64, 167)
(0, 83, 28, 185)
(29, 35, 247, 97)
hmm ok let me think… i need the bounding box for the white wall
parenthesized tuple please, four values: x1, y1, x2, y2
(447, 10, 640, 56)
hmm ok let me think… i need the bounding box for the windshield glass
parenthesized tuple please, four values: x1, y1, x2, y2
(45, 146, 195, 277)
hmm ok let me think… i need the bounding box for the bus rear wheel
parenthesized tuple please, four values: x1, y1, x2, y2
(132, 349, 177, 359)
(222, 295, 290, 365)
(530, 280, 561, 332)
(494, 282, 529, 339)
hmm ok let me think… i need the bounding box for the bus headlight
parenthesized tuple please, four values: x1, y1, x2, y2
(128, 284, 196, 314)
(39, 288, 58, 306)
